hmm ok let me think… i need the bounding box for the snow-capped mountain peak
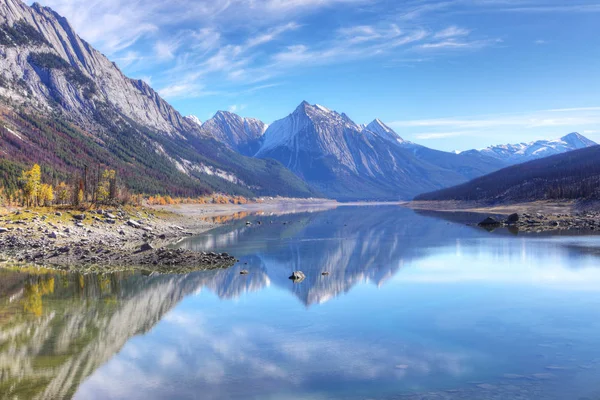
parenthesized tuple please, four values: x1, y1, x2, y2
(462, 132, 596, 165)
(560, 132, 596, 148)
(198, 111, 266, 156)
(365, 119, 404, 143)
(255, 101, 508, 200)
(184, 115, 202, 127)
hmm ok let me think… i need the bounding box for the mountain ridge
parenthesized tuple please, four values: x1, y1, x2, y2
(0, 0, 318, 198)
(461, 132, 596, 164)
(252, 101, 507, 200)
(199, 110, 266, 156)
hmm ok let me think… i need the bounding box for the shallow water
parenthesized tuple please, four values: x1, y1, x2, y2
(2, 206, 600, 399)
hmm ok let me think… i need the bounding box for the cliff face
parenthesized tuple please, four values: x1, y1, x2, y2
(0, 0, 192, 135)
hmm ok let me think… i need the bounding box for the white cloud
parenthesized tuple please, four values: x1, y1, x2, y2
(228, 104, 247, 112)
(434, 26, 470, 39)
(416, 37, 502, 51)
(246, 22, 301, 47)
(154, 40, 180, 61)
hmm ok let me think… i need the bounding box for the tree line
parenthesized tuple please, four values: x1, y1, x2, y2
(0, 162, 255, 208)
(1, 163, 129, 207)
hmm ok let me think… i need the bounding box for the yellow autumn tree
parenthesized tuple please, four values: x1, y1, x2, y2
(20, 164, 41, 206)
(38, 184, 54, 206)
(96, 169, 116, 204)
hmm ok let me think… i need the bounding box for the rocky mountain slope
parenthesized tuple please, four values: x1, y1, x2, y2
(253, 101, 505, 200)
(415, 145, 600, 203)
(199, 111, 266, 156)
(0, 0, 317, 198)
(461, 132, 596, 165)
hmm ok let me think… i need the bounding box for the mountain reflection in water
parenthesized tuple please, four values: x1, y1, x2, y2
(3, 206, 600, 399)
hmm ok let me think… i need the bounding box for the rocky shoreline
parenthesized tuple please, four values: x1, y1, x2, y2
(476, 211, 600, 233)
(0, 207, 237, 273)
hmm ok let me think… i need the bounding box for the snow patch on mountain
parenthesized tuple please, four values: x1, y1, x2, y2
(184, 115, 202, 127)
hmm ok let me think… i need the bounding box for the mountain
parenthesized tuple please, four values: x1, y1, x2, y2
(0, 0, 317, 198)
(184, 115, 202, 127)
(415, 145, 600, 203)
(461, 132, 596, 165)
(254, 101, 505, 201)
(365, 118, 405, 144)
(199, 111, 266, 156)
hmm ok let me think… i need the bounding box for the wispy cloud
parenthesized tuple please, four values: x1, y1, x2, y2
(391, 107, 600, 129)
(36, 0, 583, 103)
(434, 25, 470, 39)
(389, 107, 600, 148)
(416, 131, 474, 140)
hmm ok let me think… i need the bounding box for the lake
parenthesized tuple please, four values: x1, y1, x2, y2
(2, 205, 600, 399)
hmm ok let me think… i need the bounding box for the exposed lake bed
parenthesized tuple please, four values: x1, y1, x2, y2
(3, 205, 600, 399)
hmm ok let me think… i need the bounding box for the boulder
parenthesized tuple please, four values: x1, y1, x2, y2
(73, 214, 86, 221)
(478, 217, 500, 226)
(55, 212, 62, 217)
(48, 231, 59, 239)
(289, 271, 306, 282)
(127, 219, 141, 228)
(506, 213, 519, 224)
(140, 243, 154, 252)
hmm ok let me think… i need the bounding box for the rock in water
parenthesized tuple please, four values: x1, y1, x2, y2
(506, 213, 519, 224)
(478, 217, 500, 226)
(289, 271, 306, 282)
(240, 270, 249, 275)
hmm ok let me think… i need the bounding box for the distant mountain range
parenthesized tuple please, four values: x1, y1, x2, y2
(0, 0, 595, 201)
(197, 101, 595, 200)
(415, 145, 600, 203)
(251, 101, 510, 200)
(461, 132, 596, 165)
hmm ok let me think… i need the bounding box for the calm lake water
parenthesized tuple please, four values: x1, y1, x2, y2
(3, 206, 600, 399)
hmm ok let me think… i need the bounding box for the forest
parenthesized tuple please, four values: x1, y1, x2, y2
(415, 145, 600, 203)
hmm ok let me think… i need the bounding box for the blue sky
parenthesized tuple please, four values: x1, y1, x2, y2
(35, 0, 600, 151)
